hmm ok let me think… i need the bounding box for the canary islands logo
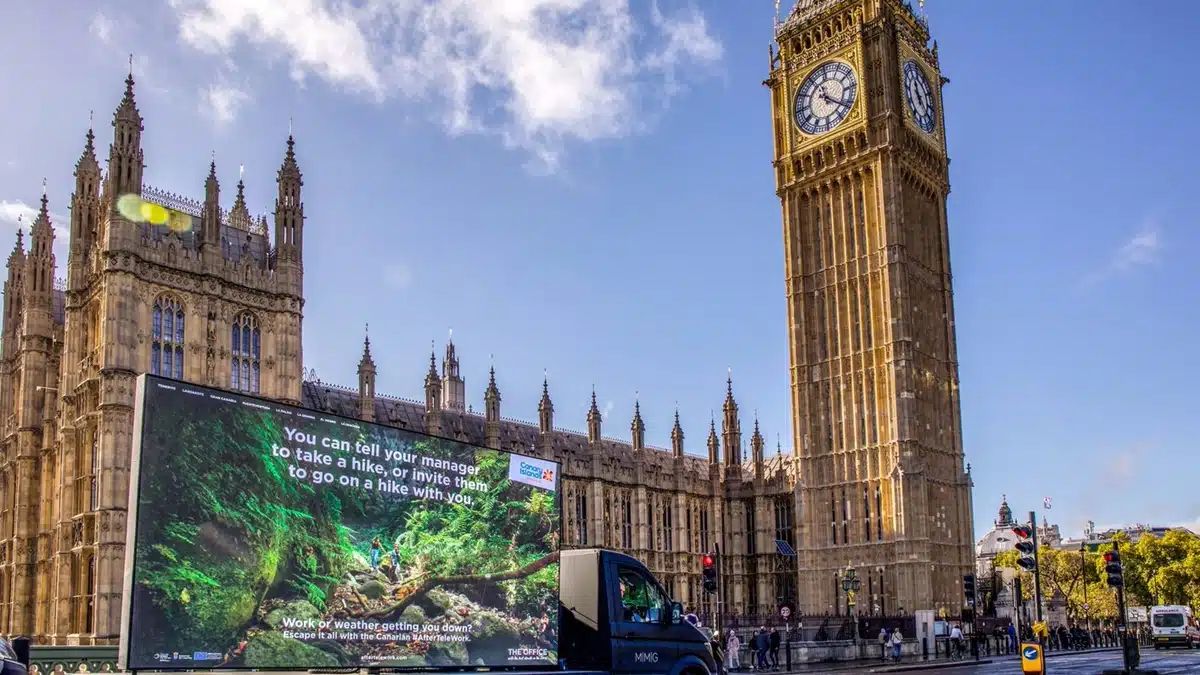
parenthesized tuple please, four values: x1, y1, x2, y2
(508, 454, 557, 491)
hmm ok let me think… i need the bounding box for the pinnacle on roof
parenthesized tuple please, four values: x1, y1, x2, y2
(9, 228, 24, 261)
(76, 125, 98, 173)
(359, 323, 374, 366)
(113, 67, 142, 127)
(485, 364, 500, 400)
(425, 342, 438, 381)
(538, 374, 552, 409)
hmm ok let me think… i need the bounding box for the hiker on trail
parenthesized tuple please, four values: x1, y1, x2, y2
(369, 536, 383, 569)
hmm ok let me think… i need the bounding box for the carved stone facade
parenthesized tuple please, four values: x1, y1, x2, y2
(767, 0, 974, 615)
(0, 75, 304, 643)
(310, 345, 803, 629)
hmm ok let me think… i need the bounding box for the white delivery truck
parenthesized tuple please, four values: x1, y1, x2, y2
(1149, 605, 1198, 649)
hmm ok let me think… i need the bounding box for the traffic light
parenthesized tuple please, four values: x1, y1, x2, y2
(702, 553, 717, 593)
(1104, 550, 1124, 588)
(1012, 525, 1037, 571)
(963, 574, 976, 605)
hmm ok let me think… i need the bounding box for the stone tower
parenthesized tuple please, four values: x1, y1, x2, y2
(767, 0, 974, 614)
(0, 74, 306, 643)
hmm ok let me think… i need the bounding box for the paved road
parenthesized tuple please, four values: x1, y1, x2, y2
(787, 646, 1200, 673)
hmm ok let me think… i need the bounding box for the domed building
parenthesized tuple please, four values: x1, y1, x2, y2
(976, 495, 1018, 576)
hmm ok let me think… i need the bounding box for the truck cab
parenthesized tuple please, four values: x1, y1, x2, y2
(559, 549, 716, 675)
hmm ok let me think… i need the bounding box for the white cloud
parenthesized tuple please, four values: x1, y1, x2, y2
(201, 82, 251, 126)
(169, 0, 722, 170)
(1081, 221, 1163, 287)
(89, 11, 115, 45)
(382, 263, 413, 290)
(1112, 226, 1160, 271)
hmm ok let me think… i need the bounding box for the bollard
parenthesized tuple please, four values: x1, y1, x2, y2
(922, 636, 928, 660)
(11, 636, 30, 668)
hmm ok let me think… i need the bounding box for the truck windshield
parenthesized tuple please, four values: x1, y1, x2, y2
(1153, 613, 1185, 628)
(618, 567, 668, 623)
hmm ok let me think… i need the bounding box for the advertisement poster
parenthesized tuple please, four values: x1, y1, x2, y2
(121, 375, 560, 670)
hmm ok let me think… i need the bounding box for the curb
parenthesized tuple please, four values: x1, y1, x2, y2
(1045, 646, 1122, 658)
(868, 659, 993, 673)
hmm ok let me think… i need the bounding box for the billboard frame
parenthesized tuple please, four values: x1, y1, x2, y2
(118, 373, 564, 673)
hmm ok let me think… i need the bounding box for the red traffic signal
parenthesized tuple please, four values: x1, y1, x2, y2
(702, 552, 718, 594)
(1011, 526, 1032, 539)
(1104, 550, 1124, 587)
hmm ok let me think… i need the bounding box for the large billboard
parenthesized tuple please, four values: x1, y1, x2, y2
(120, 375, 561, 670)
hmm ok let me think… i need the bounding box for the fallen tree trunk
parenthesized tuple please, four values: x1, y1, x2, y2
(364, 550, 559, 620)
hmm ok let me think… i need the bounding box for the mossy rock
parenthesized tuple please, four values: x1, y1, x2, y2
(400, 604, 427, 625)
(360, 579, 388, 599)
(263, 600, 321, 630)
(243, 632, 339, 668)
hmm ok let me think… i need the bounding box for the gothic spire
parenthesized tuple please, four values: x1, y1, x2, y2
(108, 69, 144, 199)
(706, 413, 719, 463)
(587, 387, 602, 443)
(671, 405, 684, 458)
(484, 362, 501, 425)
(630, 396, 645, 451)
(358, 324, 375, 370)
(536, 371, 553, 433)
(231, 166, 250, 225)
(9, 227, 24, 263)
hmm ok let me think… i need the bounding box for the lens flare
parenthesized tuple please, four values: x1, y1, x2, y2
(117, 194, 144, 222)
(117, 193, 194, 233)
(140, 201, 169, 225)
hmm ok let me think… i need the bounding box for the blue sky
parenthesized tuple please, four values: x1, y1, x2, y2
(1, 1, 1197, 541)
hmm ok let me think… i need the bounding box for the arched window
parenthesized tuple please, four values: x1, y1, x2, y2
(151, 296, 185, 379)
(231, 312, 261, 393)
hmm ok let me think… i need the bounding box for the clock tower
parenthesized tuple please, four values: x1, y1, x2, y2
(766, 0, 974, 614)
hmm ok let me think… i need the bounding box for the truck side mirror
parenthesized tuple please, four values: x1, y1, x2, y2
(670, 601, 684, 625)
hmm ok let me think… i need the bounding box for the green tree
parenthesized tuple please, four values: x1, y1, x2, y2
(1107, 530, 1200, 609)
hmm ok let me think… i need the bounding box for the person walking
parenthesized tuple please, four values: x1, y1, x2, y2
(878, 628, 889, 661)
(726, 631, 741, 671)
(890, 627, 903, 661)
(768, 627, 780, 669)
(754, 627, 770, 670)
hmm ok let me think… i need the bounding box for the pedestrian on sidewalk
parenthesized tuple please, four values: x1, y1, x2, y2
(768, 627, 781, 669)
(754, 627, 770, 670)
(890, 627, 903, 661)
(878, 628, 888, 661)
(726, 631, 741, 671)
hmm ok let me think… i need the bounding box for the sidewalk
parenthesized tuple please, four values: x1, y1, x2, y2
(727, 654, 990, 674)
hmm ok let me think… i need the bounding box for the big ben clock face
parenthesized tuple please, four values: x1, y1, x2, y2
(902, 60, 937, 133)
(793, 61, 858, 135)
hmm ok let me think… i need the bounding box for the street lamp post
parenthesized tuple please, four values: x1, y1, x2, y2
(1079, 541, 1090, 631)
(841, 565, 861, 646)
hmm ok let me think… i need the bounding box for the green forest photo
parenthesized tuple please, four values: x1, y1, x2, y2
(125, 376, 561, 670)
